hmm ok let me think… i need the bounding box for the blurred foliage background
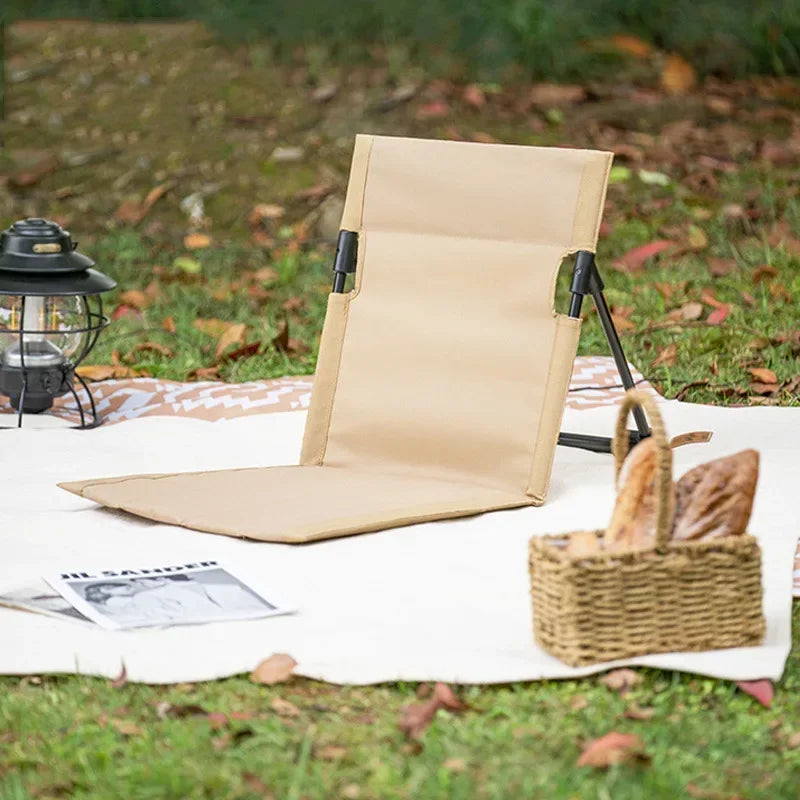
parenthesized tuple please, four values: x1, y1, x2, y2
(4, 0, 800, 80)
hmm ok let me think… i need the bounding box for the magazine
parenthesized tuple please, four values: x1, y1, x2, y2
(41, 560, 292, 630)
(0, 581, 93, 625)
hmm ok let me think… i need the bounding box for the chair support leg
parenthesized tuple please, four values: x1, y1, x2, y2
(558, 250, 651, 454)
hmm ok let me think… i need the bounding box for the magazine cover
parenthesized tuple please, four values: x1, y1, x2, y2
(44, 560, 293, 630)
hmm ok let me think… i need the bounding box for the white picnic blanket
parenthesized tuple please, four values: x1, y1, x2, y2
(0, 400, 795, 684)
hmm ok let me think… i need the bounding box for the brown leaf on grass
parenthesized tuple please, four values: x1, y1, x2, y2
(707, 257, 737, 277)
(748, 367, 778, 384)
(786, 731, 800, 749)
(271, 319, 290, 352)
(247, 204, 285, 226)
(184, 232, 212, 250)
(207, 711, 229, 730)
(111, 304, 143, 321)
(660, 54, 697, 95)
(253, 266, 279, 283)
(706, 304, 730, 325)
(130, 341, 174, 358)
(576, 731, 649, 768)
(752, 265, 778, 283)
(114, 182, 171, 226)
(599, 668, 642, 695)
(316, 745, 348, 761)
(416, 101, 450, 120)
(736, 679, 773, 708)
(188, 366, 220, 381)
(270, 697, 300, 718)
(155, 702, 208, 720)
(608, 34, 653, 58)
(218, 342, 261, 363)
(529, 83, 587, 106)
(287, 338, 310, 355)
(110, 719, 143, 736)
(162, 315, 177, 333)
(750, 382, 779, 396)
(76, 364, 142, 381)
(624, 705, 656, 721)
(250, 654, 297, 685)
(614, 240, 673, 272)
(9, 153, 61, 187)
(118, 290, 150, 310)
(679, 301, 704, 321)
(193, 317, 236, 337)
(399, 682, 466, 740)
(699, 288, 726, 309)
(570, 695, 589, 711)
(652, 344, 677, 367)
(110, 664, 128, 688)
(463, 84, 485, 108)
(215, 322, 247, 359)
(612, 315, 636, 332)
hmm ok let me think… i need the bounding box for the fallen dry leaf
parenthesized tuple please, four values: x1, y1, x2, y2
(110, 665, 128, 688)
(155, 702, 208, 720)
(76, 364, 141, 381)
(736, 679, 773, 708)
(652, 343, 677, 367)
(599, 668, 642, 695)
(707, 257, 737, 277)
(130, 341, 174, 358)
(118, 290, 150, 310)
(463, 84, 485, 108)
(193, 318, 236, 337)
(748, 367, 778, 384)
(529, 83, 586, 106)
(217, 341, 261, 363)
(576, 731, 649, 768)
(399, 682, 466, 740)
(184, 232, 212, 250)
(316, 745, 347, 761)
(623, 705, 656, 721)
(110, 719, 143, 736)
(609, 34, 653, 58)
(752, 264, 779, 283)
(9, 153, 61, 188)
(270, 697, 300, 717)
(207, 711, 229, 731)
(188, 366, 220, 381)
(248, 204, 285, 227)
(614, 240, 673, 272)
(660, 53, 697, 95)
(442, 757, 467, 772)
(250, 653, 297, 685)
(786, 731, 800, 749)
(215, 322, 247, 359)
(706, 305, 730, 325)
(111, 304, 143, 321)
(115, 182, 171, 226)
(680, 301, 704, 321)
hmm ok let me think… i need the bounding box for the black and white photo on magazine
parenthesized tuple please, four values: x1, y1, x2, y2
(44, 561, 292, 630)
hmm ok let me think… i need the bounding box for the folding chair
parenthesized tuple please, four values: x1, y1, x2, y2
(61, 134, 647, 543)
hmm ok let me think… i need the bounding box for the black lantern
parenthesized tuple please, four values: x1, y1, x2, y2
(0, 218, 115, 428)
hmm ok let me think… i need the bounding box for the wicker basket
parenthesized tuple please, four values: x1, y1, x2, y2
(529, 390, 765, 667)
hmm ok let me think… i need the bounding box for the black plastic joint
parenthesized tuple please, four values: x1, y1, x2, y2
(333, 230, 358, 276)
(569, 250, 595, 296)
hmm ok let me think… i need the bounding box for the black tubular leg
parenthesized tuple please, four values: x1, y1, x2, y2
(557, 251, 650, 454)
(331, 230, 358, 293)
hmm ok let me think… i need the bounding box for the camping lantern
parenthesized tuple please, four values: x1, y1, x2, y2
(0, 218, 115, 427)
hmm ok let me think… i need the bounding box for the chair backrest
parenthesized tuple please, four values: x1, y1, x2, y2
(301, 135, 612, 500)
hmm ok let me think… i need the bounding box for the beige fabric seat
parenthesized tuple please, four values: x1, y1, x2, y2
(61, 135, 613, 543)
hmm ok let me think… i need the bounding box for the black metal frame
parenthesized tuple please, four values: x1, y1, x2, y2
(329, 232, 650, 455)
(0, 294, 110, 429)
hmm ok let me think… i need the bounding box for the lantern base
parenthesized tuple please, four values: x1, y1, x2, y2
(0, 362, 72, 414)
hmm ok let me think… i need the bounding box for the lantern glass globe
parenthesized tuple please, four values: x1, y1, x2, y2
(0, 295, 85, 368)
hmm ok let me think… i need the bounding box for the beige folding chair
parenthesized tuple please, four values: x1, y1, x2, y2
(61, 134, 646, 543)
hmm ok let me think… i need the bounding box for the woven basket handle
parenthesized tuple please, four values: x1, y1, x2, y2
(612, 390, 674, 550)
